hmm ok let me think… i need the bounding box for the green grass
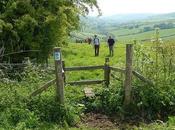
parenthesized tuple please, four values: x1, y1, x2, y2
(1, 42, 175, 130)
(62, 43, 126, 66)
(49, 43, 126, 82)
(111, 28, 140, 36)
(111, 27, 175, 43)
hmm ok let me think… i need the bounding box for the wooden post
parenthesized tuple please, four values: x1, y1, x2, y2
(124, 44, 133, 106)
(53, 47, 64, 104)
(104, 57, 110, 87)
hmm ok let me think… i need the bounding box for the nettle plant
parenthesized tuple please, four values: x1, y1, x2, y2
(134, 29, 175, 86)
(129, 29, 175, 119)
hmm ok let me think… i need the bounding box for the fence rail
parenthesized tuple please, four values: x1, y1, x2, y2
(29, 79, 56, 97)
(29, 44, 154, 106)
(132, 71, 154, 86)
(64, 65, 104, 71)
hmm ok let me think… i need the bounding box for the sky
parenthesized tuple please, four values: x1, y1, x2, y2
(90, 0, 175, 16)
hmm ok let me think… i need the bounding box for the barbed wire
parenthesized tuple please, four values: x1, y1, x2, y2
(0, 50, 40, 58)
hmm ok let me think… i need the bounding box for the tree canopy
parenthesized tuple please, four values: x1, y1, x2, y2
(0, 0, 100, 63)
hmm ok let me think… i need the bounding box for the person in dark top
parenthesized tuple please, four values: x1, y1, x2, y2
(107, 36, 115, 56)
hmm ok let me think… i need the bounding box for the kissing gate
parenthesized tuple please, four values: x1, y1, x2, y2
(30, 44, 153, 106)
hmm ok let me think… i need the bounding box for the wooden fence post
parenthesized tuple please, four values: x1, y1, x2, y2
(104, 57, 110, 87)
(124, 44, 133, 106)
(53, 47, 64, 104)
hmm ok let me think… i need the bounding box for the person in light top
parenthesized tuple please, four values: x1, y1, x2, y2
(93, 35, 100, 56)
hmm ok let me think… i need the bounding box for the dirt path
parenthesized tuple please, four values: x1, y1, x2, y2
(77, 112, 141, 130)
(81, 113, 119, 130)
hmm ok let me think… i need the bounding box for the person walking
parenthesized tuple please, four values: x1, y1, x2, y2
(93, 35, 100, 56)
(107, 36, 115, 56)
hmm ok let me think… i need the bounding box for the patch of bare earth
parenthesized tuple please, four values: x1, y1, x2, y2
(81, 113, 119, 130)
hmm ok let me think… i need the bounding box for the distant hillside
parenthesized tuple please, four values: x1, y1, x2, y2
(99, 13, 154, 23)
(70, 12, 175, 43)
(150, 12, 175, 20)
(80, 12, 175, 30)
(79, 13, 156, 33)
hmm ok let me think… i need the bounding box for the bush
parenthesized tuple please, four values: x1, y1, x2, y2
(0, 65, 83, 129)
(84, 39, 175, 121)
(27, 95, 81, 126)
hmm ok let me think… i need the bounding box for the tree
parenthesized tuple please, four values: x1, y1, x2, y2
(0, 0, 100, 63)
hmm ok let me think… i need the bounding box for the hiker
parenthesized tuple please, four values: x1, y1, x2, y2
(93, 35, 100, 56)
(87, 37, 92, 45)
(107, 36, 115, 56)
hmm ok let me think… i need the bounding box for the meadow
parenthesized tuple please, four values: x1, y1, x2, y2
(1, 1, 175, 129)
(1, 41, 175, 129)
(73, 27, 175, 45)
(0, 43, 126, 130)
(112, 28, 175, 42)
(79, 13, 175, 44)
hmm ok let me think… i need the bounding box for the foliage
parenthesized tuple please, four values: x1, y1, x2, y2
(0, 0, 99, 63)
(87, 31, 175, 121)
(0, 41, 175, 129)
(0, 43, 126, 129)
(0, 64, 83, 129)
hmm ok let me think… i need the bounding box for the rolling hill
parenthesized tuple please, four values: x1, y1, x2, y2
(71, 12, 175, 43)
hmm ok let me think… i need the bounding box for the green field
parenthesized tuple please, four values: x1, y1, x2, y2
(79, 13, 175, 43)
(1, 1, 175, 129)
(112, 28, 175, 42)
(1, 42, 175, 129)
(73, 26, 175, 44)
